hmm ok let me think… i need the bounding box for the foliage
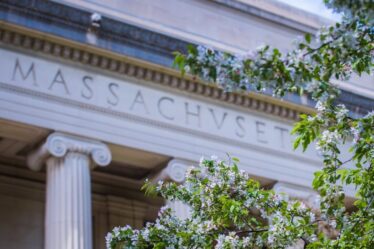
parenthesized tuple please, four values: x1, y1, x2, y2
(174, 6, 373, 100)
(107, 157, 317, 248)
(107, 0, 373, 248)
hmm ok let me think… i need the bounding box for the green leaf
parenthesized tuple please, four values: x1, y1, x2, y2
(312, 171, 324, 189)
(141, 180, 158, 197)
(293, 137, 301, 150)
(305, 33, 312, 44)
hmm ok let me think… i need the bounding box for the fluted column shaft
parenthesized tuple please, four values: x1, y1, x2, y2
(27, 132, 111, 249)
(45, 153, 92, 249)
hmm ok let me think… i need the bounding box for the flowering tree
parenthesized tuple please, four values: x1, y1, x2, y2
(106, 0, 373, 248)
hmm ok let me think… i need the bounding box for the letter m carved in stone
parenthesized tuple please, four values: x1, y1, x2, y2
(12, 58, 37, 86)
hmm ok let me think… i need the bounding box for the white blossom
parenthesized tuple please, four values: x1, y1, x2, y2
(335, 104, 349, 122)
(315, 101, 326, 112)
(105, 232, 113, 248)
(322, 130, 341, 144)
(350, 126, 360, 144)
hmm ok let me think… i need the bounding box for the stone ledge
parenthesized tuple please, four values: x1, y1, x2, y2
(0, 24, 313, 121)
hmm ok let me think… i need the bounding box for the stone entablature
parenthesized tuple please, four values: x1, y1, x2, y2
(0, 24, 312, 121)
(0, 47, 311, 159)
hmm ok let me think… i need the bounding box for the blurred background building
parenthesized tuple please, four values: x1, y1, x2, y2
(0, 0, 372, 248)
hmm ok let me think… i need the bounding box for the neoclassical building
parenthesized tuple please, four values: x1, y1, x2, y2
(0, 0, 372, 248)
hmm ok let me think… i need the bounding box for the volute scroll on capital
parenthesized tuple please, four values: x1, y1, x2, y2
(152, 159, 194, 184)
(27, 132, 112, 171)
(167, 160, 189, 183)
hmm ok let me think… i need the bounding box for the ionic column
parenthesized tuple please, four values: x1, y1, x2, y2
(153, 159, 191, 219)
(27, 132, 111, 249)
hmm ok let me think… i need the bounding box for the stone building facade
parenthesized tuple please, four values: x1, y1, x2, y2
(0, 0, 372, 248)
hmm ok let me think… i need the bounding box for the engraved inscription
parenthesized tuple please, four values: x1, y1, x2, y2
(275, 126, 289, 148)
(185, 102, 201, 127)
(3, 54, 297, 152)
(81, 76, 94, 100)
(256, 121, 267, 144)
(107, 82, 119, 106)
(12, 58, 37, 86)
(130, 90, 149, 114)
(158, 97, 175, 120)
(209, 108, 227, 130)
(48, 69, 70, 95)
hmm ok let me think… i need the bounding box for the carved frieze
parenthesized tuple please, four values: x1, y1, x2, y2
(0, 26, 311, 123)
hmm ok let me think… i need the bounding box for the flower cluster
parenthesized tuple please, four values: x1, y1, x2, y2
(335, 104, 349, 122)
(316, 130, 341, 153)
(107, 157, 318, 248)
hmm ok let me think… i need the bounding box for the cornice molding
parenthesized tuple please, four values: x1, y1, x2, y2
(0, 23, 315, 121)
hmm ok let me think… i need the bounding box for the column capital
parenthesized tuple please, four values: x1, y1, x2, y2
(153, 158, 193, 183)
(27, 132, 112, 171)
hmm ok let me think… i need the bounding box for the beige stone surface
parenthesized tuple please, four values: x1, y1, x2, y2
(0, 195, 44, 249)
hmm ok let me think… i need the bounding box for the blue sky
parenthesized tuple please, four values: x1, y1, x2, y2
(276, 0, 341, 20)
